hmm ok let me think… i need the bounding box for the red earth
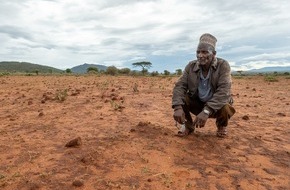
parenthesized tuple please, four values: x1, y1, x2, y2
(0, 75, 289, 190)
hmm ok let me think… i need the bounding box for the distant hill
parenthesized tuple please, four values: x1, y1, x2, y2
(71, 63, 107, 73)
(232, 66, 290, 74)
(247, 66, 290, 73)
(0, 61, 63, 73)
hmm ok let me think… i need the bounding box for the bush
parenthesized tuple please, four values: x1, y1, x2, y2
(87, 67, 98, 73)
(151, 71, 159, 76)
(264, 75, 278, 82)
(106, 66, 118, 76)
(118, 68, 131, 75)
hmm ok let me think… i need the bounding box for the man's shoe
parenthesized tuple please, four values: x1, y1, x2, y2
(216, 126, 227, 138)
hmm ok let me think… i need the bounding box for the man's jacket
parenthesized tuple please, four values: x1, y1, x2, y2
(172, 57, 233, 113)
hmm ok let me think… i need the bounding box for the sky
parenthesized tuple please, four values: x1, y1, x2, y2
(1, 0, 290, 72)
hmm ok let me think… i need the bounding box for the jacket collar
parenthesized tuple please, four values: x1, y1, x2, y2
(193, 57, 218, 72)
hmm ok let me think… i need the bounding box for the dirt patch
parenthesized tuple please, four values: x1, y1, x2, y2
(0, 75, 289, 189)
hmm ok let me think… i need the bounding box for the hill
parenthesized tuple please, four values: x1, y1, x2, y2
(0, 61, 63, 73)
(247, 66, 290, 73)
(71, 63, 107, 73)
(232, 66, 290, 75)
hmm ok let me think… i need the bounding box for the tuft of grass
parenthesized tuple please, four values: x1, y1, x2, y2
(141, 166, 151, 174)
(110, 100, 124, 111)
(264, 75, 278, 82)
(55, 89, 68, 101)
(133, 83, 139, 92)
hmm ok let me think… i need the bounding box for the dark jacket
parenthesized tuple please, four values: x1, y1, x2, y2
(172, 57, 233, 113)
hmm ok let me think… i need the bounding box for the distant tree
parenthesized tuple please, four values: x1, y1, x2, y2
(236, 70, 243, 75)
(129, 70, 140, 76)
(34, 70, 39, 75)
(132, 61, 152, 75)
(106, 66, 118, 75)
(164, 70, 170, 76)
(118, 68, 131, 75)
(65, 68, 72, 73)
(176, 69, 182, 75)
(87, 67, 98, 73)
(151, 71, 159, 76)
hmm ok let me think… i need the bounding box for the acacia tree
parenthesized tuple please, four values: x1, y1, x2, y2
(176, 69, 182, 75)
(132, 61, 152, 75)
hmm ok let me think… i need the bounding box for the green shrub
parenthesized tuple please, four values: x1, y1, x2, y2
(264, 75, 278, 82)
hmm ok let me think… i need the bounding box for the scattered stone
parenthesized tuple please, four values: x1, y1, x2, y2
(263, 168, 279, 175)
(277, 112, 286, 117)
(65, 137, 82, 147)
(130, 128, 136, 132)
(273, 137, 282, 141)
(137, 121, 151, 127)
(242, 115, 249, 120)
(72, 179, 84, 187)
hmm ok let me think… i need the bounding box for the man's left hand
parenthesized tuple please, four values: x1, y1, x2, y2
(193, 111, 209, 128)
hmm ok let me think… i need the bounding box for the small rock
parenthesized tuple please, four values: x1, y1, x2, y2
(147, 178, 152, 182)
(277, 112, 286, 117)
(38, 112, 44, 117)
(65, 137, 82, 147)
(242, 115, 249, 120)
(28, 100, 33, 105)
(72, 179, 84, 187)
(130, 128, 136, 132)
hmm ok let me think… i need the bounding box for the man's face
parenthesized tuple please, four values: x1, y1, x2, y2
(196, 44, 215, 66)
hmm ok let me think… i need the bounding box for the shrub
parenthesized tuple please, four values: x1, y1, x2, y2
(264, 75, 278, 82)
(106, 66, 118, 76)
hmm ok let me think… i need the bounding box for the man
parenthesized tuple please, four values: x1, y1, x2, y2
(172, 33, 235, 138)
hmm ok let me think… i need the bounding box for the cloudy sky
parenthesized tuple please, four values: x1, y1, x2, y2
(1, 0, 290, 72)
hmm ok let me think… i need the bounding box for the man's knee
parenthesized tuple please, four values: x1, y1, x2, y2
(215, 104, 236, 126)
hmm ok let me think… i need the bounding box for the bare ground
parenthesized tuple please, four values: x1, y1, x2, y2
(0, 75, 289, 190)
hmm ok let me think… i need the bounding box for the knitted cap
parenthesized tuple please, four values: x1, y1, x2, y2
(199, 33, 217, 49)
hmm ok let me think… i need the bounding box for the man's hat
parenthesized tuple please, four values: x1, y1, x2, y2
(199, 33, 217, 49)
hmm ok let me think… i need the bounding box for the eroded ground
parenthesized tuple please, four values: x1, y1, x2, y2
(0, 75, 289, 190)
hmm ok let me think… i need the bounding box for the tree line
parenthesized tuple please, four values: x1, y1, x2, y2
(65, 61, 183, 76)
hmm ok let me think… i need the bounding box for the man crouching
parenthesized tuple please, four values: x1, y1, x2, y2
(172, 33, 235, 138)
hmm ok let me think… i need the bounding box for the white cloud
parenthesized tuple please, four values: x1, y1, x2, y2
(0, 0, 290, 71)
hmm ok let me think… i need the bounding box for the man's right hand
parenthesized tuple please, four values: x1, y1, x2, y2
(173, 106, 185, 124)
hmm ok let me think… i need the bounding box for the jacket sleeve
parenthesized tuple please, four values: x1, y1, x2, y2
(205, 60, 232, 112)
(172, 63, 191, 108)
